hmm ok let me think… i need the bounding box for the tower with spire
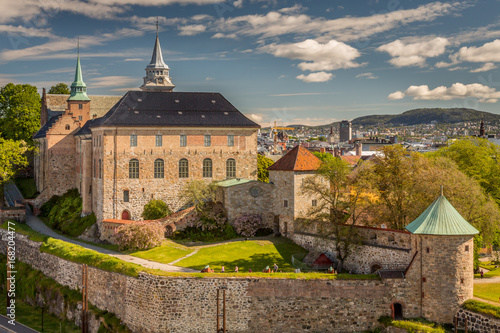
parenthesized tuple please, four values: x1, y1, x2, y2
(140, 23, 175, 92)
(66, 42, 91, 125)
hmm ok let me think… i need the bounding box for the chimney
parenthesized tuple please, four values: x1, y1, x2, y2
(333, 147, 340, 157)
(40, 88, 48, 127)
(355, 143, 362, 156)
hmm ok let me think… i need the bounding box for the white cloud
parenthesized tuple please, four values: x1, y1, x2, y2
(248, 113, 263, 122)
(211, 33, 238, 39)
(261, 39, 364, 72)
(388, 82, 500, 103)
(470, 62, 497, 73)
(355, 72, 378, 79)
(388, 91, 405, 100)
(89, 76, 137, 88)
(233, 0, 243, 8)
(296, 71, 333, 83)
(0, 28, 144, 62)
(178, 24, 206, 36)
(205, 76, 214, 81)
(278, 4, 306, 14)
(377, 37, 449, 67)
(216, 2, 468, 41)
(0, 25, 55, 38)
(457, 39, 500, 63)
(124, 58, 143, 62)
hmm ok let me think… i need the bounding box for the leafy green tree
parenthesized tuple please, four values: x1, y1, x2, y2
(48, 83, 70, 94)
(368, 145, 427, 230)
(301, 157, 371, 272)
(313, 151, 335, 163)
(0, 83, 40, 145)
(257, 154, 274, 183)
(432, 138, 500, 206)
(0, 138, 29, 207)
(181, 180, 218, 212)
(142, 199, 171, 220)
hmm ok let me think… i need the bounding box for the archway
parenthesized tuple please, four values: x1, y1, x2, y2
(392, 303, 403, 320)
(121, 210, 130, 220)
(371, 264, 382, 273)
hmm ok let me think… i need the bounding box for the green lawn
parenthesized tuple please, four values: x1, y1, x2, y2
(0, 293, 80, 332)
(175, 238, 307, 272)
(479, 261, 498, 271)
(474, 282, 500, 304)
(13, 178, 38, 199)
(128, 239, 193, 264)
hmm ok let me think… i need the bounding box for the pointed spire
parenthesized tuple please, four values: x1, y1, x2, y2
(146, 33, 168, 69)
(68, 38, 90, 101)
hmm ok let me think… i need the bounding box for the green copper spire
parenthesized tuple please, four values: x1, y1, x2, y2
(68, 42, 90, 101)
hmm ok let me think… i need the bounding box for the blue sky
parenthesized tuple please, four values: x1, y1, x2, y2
(2, 0, 500, 126)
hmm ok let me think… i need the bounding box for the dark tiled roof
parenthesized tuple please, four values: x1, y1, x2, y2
(74, 118, 98, 136)
(268, 145, 322, 171)
(33, 114, 62, 139)
(378, 270, 405, 279)
(89, 91, 260, 128)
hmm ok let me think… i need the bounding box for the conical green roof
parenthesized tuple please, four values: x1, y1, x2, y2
(405, 195, 479, 235)
(68, 54, 90, 101)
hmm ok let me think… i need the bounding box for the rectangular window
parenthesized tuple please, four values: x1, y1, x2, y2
(180, 134, 187, 147)
(426, 247, 430, 253)
(78, 115, 83, 121)
(79, 104, 83, 110)
(123, 190, 129, 202)
(130, 134, 137, 147)
(312, 199, 317, 207)
(284, 200, 288, 208)
(422, 277, 427, 283)
(227, 134, 234, 147)
(465, 245, 469, 252)
(155, 135, 162, 147)
(204, 134, 211, 147)
(99, 159, 102, 179)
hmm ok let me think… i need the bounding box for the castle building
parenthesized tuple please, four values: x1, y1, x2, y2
(34, 33, 260, 234)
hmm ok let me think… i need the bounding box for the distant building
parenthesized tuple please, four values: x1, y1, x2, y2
(339, 120, 351, 143)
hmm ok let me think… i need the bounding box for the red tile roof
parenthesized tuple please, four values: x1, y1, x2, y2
(341, 155, 361, 166)
(268, 145, 322, 171)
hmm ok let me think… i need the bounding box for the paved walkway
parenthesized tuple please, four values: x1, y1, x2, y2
(4, 183, 197, 273)
(473, 297, 500, 306)
(0, 315, 38, 333)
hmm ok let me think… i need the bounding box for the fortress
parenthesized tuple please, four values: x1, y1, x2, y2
(29, 33, 481, 329)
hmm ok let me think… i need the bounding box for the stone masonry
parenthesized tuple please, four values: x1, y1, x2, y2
(456, 308, 500, 333)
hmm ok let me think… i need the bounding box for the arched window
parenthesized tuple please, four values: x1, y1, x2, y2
(129, 159, 139, 179)
(226, 158, 236, 178)
(154, 159, 164, 178)
(203, 158, 212, 178)
(179, 159, 189, 178)
(65, 124, 70, 130)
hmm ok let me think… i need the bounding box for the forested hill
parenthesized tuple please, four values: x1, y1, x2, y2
(351, 108, 500, 126)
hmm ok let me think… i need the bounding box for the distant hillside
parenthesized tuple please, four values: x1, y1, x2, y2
(352, 108, 500, 126)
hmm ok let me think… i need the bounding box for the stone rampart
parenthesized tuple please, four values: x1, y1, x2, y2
(0, 228, 416, 333)
(291, 232, 412, 274)
(456, 308, 500, 333)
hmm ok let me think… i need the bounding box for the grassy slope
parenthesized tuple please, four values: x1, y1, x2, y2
(175, 238, 306, 272)
(474, 283, 500, 304)
(128, 239, 193, 264)
(463, 299, 500, 319)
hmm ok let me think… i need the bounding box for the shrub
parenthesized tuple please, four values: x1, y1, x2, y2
(232, 214, 265, 237)
(114, 221, 164, 251)
(142, 199, 171, 220)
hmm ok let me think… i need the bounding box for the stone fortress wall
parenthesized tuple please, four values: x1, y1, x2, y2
(1, 228, 427, 333)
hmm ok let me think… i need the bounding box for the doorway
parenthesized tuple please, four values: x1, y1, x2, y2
(121, 210, 130, 220)
(392, 303, 403, 320)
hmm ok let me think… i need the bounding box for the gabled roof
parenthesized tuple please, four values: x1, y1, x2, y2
(268, 145, 322, 171)
(33, 113, 63, 139)
(405, 195, 479, 236)
(341, 155, 361, 166)
(89, 91, 260, 128)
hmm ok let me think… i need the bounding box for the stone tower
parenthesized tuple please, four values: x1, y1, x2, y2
(140, 28, 175, 92)
(405, 190, 479, 323)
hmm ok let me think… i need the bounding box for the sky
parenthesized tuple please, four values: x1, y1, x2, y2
(2, 0, 500, 126)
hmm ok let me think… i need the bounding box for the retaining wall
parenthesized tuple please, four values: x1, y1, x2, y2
(456, 308, 500, 333)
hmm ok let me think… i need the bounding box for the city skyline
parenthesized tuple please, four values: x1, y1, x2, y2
(2, 0, 500, 126)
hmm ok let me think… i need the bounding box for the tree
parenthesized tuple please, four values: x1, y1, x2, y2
(301, 157, 371, 272)
(180, 180, 218, 211)
(48, 83, 70, 94)
(432, 138, 500, 206)
(142, 199, 171, 220)
(0, 138, 29, 207)
(366, 145, 423, 230)
(313, 151, 335, 163)
(0, 83, 40, 145)
(257, 154, 274, 183)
